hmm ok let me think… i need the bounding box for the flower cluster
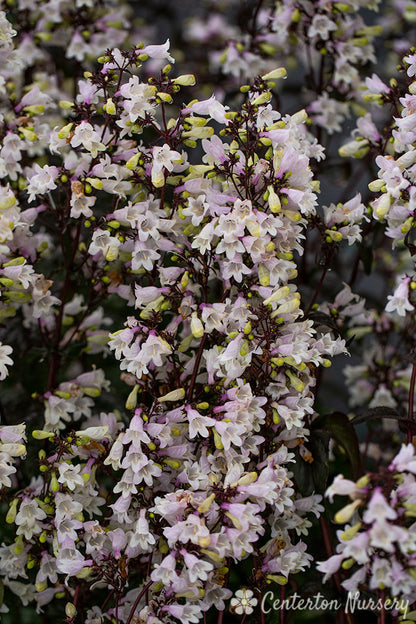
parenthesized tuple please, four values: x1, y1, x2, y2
(2, 1, 416, 623)
(318, 443, 416, 612)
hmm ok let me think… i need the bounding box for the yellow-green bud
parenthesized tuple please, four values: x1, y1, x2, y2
(368, 179, 385, 192)
(258, 263, 270, 286)
(157, 92, 173, 103)
(24, 104, 45, 115)
(251, 92, 272, 106)
(341, 521, 362, 540)
(261, 67, 287, 81)
(104, 98, 116, 115)
(85, 177, 103, 190)
(213, 428, 223, 450)
(6, 498, 18, 524)
(59, 100, 73, 110)
(158, 388, 186, 402)
(334, 499, 361, 524)
(172, 74, 196, 86)
(190, 312, 204, 338)
(125, 385, 139, 410)
(65, 602, 77, 618)
(50, 472, 60, 492)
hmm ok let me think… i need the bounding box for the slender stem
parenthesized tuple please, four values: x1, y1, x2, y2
(125, 580, 153, 624)
(280, 584, 285, 624)
(115, 594, 119, 624)
(100, 588, 115, 612)
(145, 554, 153, 605)
(0, 398, 6, 425)
(319, 517, 343, 595)
(379, 591, 386, 624)
(216, 563, 230, 624)
(187, 333, 207, 402)
(47, 220, 82, 390)
(306, 248, 335, 315)
(407, 363, 416, 443)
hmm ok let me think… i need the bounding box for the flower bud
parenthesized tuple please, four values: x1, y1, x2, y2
(65, 602, 77, 618)
(24, 104, 45, 115)
(105, 245, 120, 262)
(85, 177, 103, 190)
(6, 498, 18, 524)
(334, 499, 361, 524)
(372, 192, 391, 220)
(267, 185, 281, 213)
(126, 153, 140, 170)
(213, 428, 223, 449)
(57, 122, 74, 141)
(178, 333, 194, 352)
(339, 139, 369, 158)
(224, 511, 243, 530)
(76, 426, 109, 441)
(266, 574, 288, 585)
(157, 92, 173, 103)
(182, 126, 214, 139)
(198, 493, 216, 513)
(172, 74, 196, 86)
(158, 388, 185, 402)
(59, 100, 73, 110)
(261, 67, 287, 81)
(340, 521, 362, 540)
(125, 385, 139, 410)
(1, 443, 26, 456)
(263, 286, 290, 306)
(240, 340, 250, 357)
(32, 430, 55, 440)
(258, 263, 270, 286)
(368, 179, 385, 192)
(163, 458, 182, 469)
(236, 472, 258, 486)
(251, 92, 272, 106)
(285, 369, 304, 392)
(200, 548, 223, 562)
(50, 471, 60, 492)
(190, 312, 204, 338)
(36, 580, 47, 592)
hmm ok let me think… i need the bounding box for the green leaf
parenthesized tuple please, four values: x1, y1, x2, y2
(291, 448, 315, 496)
(310, 430, 330, 494)
(313, 412, 361, 479)
(360, 245, 373, 275)
(291, 431, 330, 496)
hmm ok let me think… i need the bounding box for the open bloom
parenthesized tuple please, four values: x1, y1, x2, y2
(0, 342, 13, 380)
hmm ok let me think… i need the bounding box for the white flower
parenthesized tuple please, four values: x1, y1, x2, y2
(57, 462, 85, 490)
(70, 121, 106, 157)
(139, 39, 174, 63)
(0, 342, 13, 380)
(15, 498, 46, 539)
(385, 277, 413, 316)
(0, 453, 16, 488)
(88, 228, 121, 260)
(308, 14, 337, 40)
(26, 164, 59, 202)
(230, 588, 258, 615)
(151, 144, 182, 187)
(119, 75, 157, 122)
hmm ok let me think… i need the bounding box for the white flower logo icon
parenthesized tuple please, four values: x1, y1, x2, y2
(230, 588, 258, 615)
